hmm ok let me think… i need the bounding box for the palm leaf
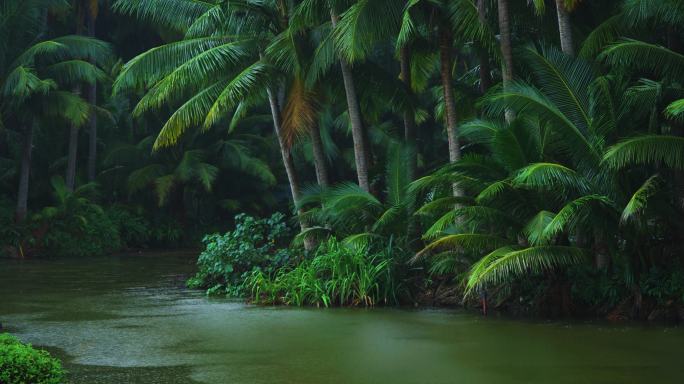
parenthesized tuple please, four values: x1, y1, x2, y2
(465, 246, 587, 294)
(620, 174, 661, 223)
(603, 135, 684, 170)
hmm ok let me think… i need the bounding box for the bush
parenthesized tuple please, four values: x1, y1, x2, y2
(40, 203, 122, 258)
(106, 205, 151, 248)
(0, 334, 65, 384)
(245, 237, 398, 307)
(33, 177, 122, 257)
(187, 213, 294, 296)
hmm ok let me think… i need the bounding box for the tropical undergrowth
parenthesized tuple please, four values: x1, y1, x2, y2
(187, 213, 295, 296)
(245, 237, 402, 307)
(0, 177, 184, 258)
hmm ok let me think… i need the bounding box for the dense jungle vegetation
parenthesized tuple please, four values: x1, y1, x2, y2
(2, 0, 684, 321)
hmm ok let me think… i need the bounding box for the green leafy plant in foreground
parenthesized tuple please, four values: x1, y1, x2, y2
(187, 213, 294, 296)
(0, 334, 65, 384)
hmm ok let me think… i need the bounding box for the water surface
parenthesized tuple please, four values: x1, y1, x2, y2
(1, 252, 682, 383)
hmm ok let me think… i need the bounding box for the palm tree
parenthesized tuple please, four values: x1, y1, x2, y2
(497, 0, 514, 122)
(267, 18, 331, 188)
(113, 0, 317, 247)
(329, 5, 371, 192)
(399, 0, 496, 194)
(414, 46, 683, 303)
(0, 0, 109, 221)
(83, 0, 100, 182)
(555, 0, 576, 56)
(297, 142, 416, 247)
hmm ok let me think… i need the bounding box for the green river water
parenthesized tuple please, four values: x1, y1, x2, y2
(1, 252, 683, 383)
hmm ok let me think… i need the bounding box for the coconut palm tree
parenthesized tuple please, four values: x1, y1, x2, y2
(414, 45, 684, 301)
(0, 0, 109, 221)
(296, 142, 416, 247)
(399, 0, 494, 167)
(113, 0, 324, 248)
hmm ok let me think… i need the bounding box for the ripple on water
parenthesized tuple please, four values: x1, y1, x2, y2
(1, 253, 684, 384)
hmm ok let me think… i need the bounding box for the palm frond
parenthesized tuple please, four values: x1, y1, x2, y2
(620, 174, 661, 223)
(512, 162, 589, 193)
(465, 246, 587, 295)
(540, 194, 614, 244)
(665, 99, 684, 119)
(282, 76, 319, 147)
(203, 61, 272, 130)
(416, 234, 512, 263)
(523, 210, 556, 246)
(603, 135, 684, 170)
(601, 39, 684, 81)
(113, 0, 213, 33)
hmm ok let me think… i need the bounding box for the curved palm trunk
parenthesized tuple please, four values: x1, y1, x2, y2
(477, 0, 492, 93)
(498, 0, 515, 122)
(309, 125, 329, 188)
(555, 0, 574, 56)
(86, 8, 98, 181)
(266, 87, 313, 251)
(15, 123, 34, 223)
(330, 11, 371, 193)
(400, 45, 418, 181)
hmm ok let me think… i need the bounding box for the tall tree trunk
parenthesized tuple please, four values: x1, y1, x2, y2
(477, 0, 492, 93)
(65, 111, 79, 192)
(400, 45, 417, 181)
(498, 0, 515, 122)
(266, 86, 313, 251)
(439, 27, 462, 197)
(86, 5, 98, 181)
(67, 7, 84, 192)
(555, 0, 574, 56)
(400, 45, 421, 249)
(309, 126, 329, 188)
(330, 11, 371, 193)
(439, 28, 460, 165)
(15, 123, 34, 223)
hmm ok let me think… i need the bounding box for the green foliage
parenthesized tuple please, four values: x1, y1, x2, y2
(245, 237, 398, 307)
(0, 334, 65, 384)
(105, 205, 152, 248)
(640, 266, 684, 305)
(187, 213, 294, 296)
(35, 177, 121, 257)
(2, 0, 684, 320)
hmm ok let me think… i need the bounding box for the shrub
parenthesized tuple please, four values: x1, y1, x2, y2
(0, 334, 65, 384)
(34, 177, 122, 257)
(40, 204, 122, 258)
(246, 237, 398, 307)
(106, 205, 151, 248)
(187, 213, 294, 296)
